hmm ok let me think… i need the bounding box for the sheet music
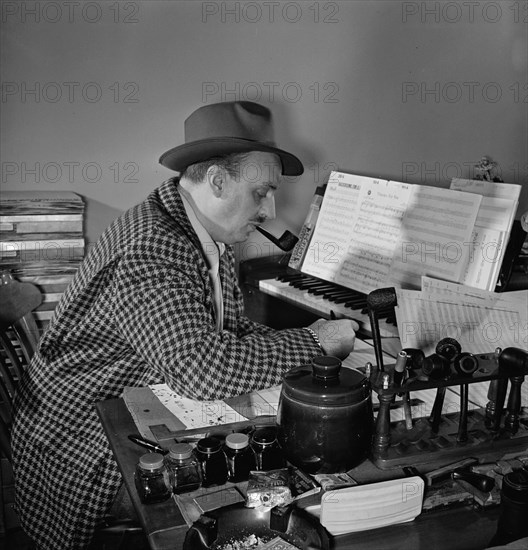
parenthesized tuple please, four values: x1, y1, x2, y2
(395, 287, 528, 357)
(450, 178, 520, 290)
(301, 173, 379, 285)
(421, 276, 528, 306)
(301, 171, 481, 294)
(337, 179, 412, 293)
(450, 178, 522, 201)
(391, 184, 482, 288)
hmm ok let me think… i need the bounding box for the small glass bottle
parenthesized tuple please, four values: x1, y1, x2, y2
(165, 443, 202, 494)
(134, 452, 172, 504)
(225, 433, 256, 483)
(194, 437, 229, 487)
(251, 427, 285, 471)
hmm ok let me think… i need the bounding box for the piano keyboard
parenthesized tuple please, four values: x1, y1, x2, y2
(259, 273, 400, 338)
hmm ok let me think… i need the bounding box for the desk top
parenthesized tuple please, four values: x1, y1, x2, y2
(96, 393, 503, 550)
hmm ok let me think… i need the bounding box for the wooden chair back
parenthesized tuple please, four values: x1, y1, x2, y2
(0, 272, 43, 461)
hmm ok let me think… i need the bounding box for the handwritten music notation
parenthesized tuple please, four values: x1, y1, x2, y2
(301, 172, 483, 292)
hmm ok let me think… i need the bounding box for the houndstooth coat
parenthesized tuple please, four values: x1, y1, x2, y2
(12, 178, 320, 549)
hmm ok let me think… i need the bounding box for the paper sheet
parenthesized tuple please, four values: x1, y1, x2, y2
(395, 286, 528, 357)
(301, 171, 481, 294)
(450, 178, 520, 290)
(148, 384, 248, 429)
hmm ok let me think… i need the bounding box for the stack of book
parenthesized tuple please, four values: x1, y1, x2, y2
(0, 191, 85, 331)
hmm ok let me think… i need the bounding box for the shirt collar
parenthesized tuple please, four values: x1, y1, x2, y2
(178, 188, 225, 271)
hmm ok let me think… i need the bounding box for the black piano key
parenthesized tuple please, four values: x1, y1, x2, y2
(346, 302, 367, 310)
(307, 284, 336, 294)
(278, 274, 307, 283)
(287, 277, 313, 286)
(345, 296, 367, 307)
(322, 290, 353, 299)
(332, 295, 359, 304)
(312, 286, 341, 296)
(295, 281, 329, 290)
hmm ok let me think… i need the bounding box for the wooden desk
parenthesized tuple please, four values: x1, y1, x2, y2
(95, 395, 503, 550)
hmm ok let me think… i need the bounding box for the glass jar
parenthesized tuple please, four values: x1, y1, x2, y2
(489, 470, 528, 546)
(225, 433, 256, 483)
(251, 427, 285, 471)
(165, 443, 202, 494)
(194, 437, 229, 487)
(134, 452, 172, 504)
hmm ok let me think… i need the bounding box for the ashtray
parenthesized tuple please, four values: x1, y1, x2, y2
(183, 502, 330, 550)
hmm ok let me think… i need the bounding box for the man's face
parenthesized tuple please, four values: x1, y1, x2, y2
(218, 151, 282, 244)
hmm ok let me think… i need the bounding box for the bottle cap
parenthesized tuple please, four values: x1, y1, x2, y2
(139, 452, 164, 470)
(225, 433, 249, 450)
(252, 427, 277, 447)
(502, 470, 528, 503)
(168, 443, 193, 460)
(196, 436, 222, 453)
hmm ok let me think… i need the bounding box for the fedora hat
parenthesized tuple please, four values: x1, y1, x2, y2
(159, 101, 303, 176)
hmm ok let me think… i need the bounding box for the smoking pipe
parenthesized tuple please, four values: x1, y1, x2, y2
(452, 468, 495, 493)
(256, 226, 299, 252)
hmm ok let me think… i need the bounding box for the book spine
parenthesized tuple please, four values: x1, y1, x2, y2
(0, 221, 83, 233)
(0, 214, 83, 223)
(0, 239, 84, 252)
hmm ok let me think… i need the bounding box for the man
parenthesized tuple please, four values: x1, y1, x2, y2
(12, 101, 357, 549)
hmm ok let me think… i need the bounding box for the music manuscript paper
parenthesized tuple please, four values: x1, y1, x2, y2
(301, 172, 482, 294)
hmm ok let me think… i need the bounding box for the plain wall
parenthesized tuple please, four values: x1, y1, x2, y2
(1, 0, 527, 260)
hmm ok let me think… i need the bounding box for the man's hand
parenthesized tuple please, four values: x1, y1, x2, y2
(307, 318, 359, 359)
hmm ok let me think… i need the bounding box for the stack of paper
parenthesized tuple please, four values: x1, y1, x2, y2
(450, 178, 521, 291)
(395, 277, 528, 408)
(317, 476, 424, 535)
(396, 276, 528, 357)
(0, 191, 85, 330)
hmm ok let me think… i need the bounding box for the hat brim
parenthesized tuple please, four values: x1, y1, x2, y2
(159, 138, 303, 177)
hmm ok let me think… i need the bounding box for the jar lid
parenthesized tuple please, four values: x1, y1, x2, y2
(225, 433, 249, 450)
(196, 436, 222, 453)
(252, 427, 277, 446)
(502, 470, 528, 503)
(281, 356, 369, 406)
(139, 452, 164, 470)
(168, 443, 193, 460)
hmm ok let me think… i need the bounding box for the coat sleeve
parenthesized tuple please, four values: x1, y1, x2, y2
(111, 238, 320, 400)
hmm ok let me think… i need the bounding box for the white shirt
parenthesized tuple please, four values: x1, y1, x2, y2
(179, 190, 225, 332)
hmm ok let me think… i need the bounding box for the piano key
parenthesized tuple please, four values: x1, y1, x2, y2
(258, 277, 399, 338)
(331, 296, 357, 304)
(278, 274, 306, 283)
(323, 291, 355, 300)
(345, 302, 367, 310)
(343, 298, 366, 306)
(312, 286, 343, 296)
(296, 281, 330, 290)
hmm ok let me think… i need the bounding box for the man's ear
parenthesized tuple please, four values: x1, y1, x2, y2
(206, 165, 225, 197)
